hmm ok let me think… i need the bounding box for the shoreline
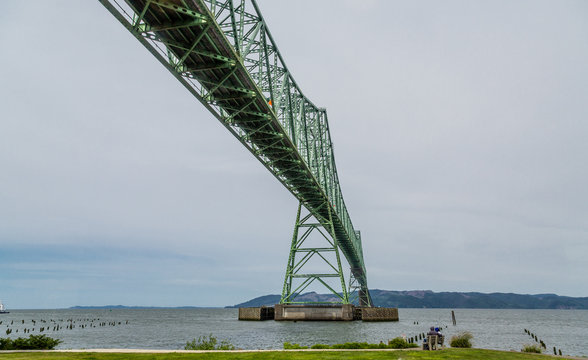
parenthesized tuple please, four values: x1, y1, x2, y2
(0, 348, 584, 360)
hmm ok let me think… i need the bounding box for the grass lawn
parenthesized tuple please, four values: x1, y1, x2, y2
(0, 349, 576, 360)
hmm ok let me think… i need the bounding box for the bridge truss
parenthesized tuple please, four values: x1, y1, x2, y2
(100, 0, 372, 307)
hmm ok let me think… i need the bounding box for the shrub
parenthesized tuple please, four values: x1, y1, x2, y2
(522, 344, 542, 353)
(388, 337, 419, 349)
(331, 342, 369, 349)
(215, 340, 235, 350)
(184, 334, 234, 350)
(377, 342, 390, 349)
(450, 331, 473, 348)
(0, 338, 12, 350)
(333, 342, 387, 349)
(287, 340, 419, 350)
(0, 335, 62, 350)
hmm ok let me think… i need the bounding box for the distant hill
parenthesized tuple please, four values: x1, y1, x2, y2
(228, 290, 588, 309)
(69, 305, 217, 309)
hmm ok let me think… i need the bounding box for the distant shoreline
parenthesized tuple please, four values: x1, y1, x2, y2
(229, 290, 588, 310)
(0, 306, 223, 311)
(5, 290, 588, 310)
(68, 305, 222, 310)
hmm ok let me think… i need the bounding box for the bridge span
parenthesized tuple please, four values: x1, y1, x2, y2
(100, 0, 372, 307)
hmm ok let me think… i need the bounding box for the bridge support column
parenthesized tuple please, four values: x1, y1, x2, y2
(280, 202, 349, 305)
(349, 265, 373, 307)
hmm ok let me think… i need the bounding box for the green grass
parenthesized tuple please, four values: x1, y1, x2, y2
(0, 349, 577, 360)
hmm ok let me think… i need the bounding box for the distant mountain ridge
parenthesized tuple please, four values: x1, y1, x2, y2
(228, 290, 588, 309)
(69, 305, 217, 309)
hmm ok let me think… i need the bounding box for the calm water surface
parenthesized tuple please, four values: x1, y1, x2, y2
(1, 308, 586, 356)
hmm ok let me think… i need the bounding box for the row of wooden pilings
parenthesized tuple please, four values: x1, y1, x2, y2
(2, 318, 130, 336)
(524, 328, 563, 356)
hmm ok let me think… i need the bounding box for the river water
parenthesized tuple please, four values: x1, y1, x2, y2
(1, 308, 586, 356)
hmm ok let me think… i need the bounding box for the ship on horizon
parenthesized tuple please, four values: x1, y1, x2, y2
(0, 300, 9, 314)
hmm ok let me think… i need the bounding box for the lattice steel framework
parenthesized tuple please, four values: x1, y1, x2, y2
(100, 0, 372, 307)
(281, 202, 349, 305)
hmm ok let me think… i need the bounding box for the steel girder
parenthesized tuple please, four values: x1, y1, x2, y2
(99, 0, 372, 307)
(281, 202, 349, 305)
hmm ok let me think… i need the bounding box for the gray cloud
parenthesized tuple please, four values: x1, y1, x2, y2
(1, 0, 587, 307)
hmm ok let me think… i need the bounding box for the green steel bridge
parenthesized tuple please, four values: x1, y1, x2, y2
(100, 0, 372, 307)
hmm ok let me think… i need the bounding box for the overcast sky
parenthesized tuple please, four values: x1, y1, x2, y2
(1, 0, 587, 309)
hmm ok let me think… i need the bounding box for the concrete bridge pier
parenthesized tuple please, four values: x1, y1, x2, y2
(274, 304, 354, 321)
(238, 305, 399, 321)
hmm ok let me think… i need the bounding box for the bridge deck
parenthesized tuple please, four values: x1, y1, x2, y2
(100, 0, 371, 305)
